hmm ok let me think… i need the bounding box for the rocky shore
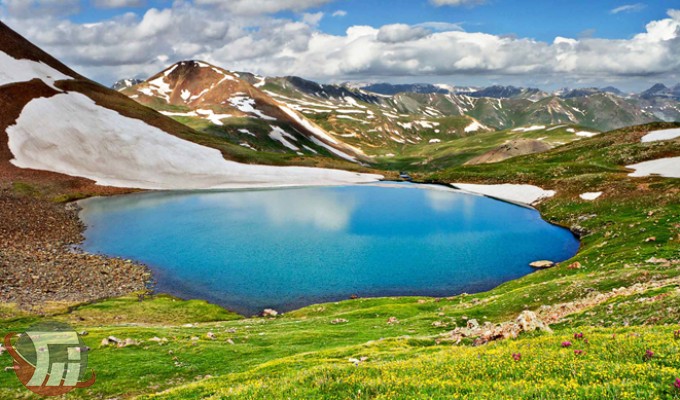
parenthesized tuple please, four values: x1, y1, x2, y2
(0, 188, 150, 313)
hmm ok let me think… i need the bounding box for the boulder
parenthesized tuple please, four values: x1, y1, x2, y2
(262, 308, 278, 317)
(516, 310, 552, 333)
(530, 260, 555, 268)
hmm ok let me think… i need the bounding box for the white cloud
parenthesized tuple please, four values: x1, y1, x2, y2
(377, 24, 431, 43)
(302, 12, 324, 27)
(610, 3, 646, 14)
(332, 10, 347, 17)
(1, 3, 678, 90)
(0, 0, 79, 17)
(430, 0, 486, 7)
(92, 0, 145, 8)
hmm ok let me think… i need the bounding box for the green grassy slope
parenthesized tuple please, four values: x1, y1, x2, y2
(1, 123, 679, 399)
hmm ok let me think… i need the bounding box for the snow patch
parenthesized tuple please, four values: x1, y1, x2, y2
(575, 131, 598, 138)
(512, 125, 546, 133)
(465, 120, 486, 133)
(580, 192, 603, 201)
(640, 128, 680, 143)
(195, 109, 232, 125)
(0, 51, 72, 90)
(429, 139, 441, 144)
(308, 136, 356, 162)
(6, 92, 381, 189)
(452, 183, 556, 206)
(627, 157, 680, 178)
(229, 96, 276, 120)
(268, 126, 299, 151)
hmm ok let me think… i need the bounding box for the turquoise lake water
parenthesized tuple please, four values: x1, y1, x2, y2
(79, 183, 579, 316)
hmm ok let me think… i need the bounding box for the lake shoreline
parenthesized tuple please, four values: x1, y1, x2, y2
(74, 182, 579, 317)
(2, 178, 581, 316)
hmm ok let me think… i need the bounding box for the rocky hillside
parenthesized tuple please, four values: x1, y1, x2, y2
(120, 61, 370, 163)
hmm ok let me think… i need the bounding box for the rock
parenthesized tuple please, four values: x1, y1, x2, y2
(567, 262, 582, 270)
(644, 237, 656, 242)
(467, 319, 479, 329)
(100, 338, 111, 347)
(206, 332, 217, 340)
(331, 318, 349, 324)
(417, 299, 427, 304)
(530, 260, 555, 269)
(387, 316, 399, 325)
(149, 337, 168, 344)
(107, 336, 121, 344)
(226, 339, 235, 345)
(516, 311, 552, 333)
(646, 257, 669, 264)
(262, 308, 278, 317)
(79, 331, 89, 336)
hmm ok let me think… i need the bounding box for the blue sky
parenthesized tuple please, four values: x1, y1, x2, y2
(68, 0, 670, 41)
(2, 0, 679, 90)
(314, 0, 669, 41)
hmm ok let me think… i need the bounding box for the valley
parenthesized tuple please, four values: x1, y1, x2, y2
(0, 8, 679, 400)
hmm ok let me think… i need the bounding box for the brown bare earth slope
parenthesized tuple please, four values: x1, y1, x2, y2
(465, 138, 553, 165)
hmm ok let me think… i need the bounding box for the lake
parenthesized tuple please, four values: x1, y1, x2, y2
(79, 183, 579, 316)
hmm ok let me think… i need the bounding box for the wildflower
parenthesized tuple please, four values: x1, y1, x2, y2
(574, 350, 584, 356)
(512, 353, 521, 361)
(584, 339, 589, 345)
(674, 378, 680, 390)
(644, 349, 654, 361)
(561, 341, 572, 348)
(674, 330, 680, 340)
(574, 332, 584, 340)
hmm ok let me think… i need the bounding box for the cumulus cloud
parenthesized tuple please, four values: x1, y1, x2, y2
(610, 3, 646, 14)
(377, 24, 431, 43)
(92, 0, 145, 8)
(1, 2, 678, 89)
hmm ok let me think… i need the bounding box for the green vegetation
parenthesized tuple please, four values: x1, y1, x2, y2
(1, 123, 679, 399)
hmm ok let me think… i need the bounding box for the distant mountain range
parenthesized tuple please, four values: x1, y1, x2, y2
(115, 62, 680, 164)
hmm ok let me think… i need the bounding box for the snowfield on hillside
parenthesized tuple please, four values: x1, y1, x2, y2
(640, 128, 680, 143)
(0, 50, 72, 89)
(626, 157, 680, 178)
(452, 183, 556, 206)
(6, 92, 382, 189)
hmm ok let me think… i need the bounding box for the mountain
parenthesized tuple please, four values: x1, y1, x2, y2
(360, 83, 449, 95)
(112, 78, 144, 91)
(0, 23, 378, 192)
(121, 61, 371, 162)
(117, 62, 680, 169)
(640, 83, 680, 100)
(468, 85, 547, 101)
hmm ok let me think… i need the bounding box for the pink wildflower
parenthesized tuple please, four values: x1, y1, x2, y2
(512, 353, 521, 362)
(561, 341, 572, 348)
